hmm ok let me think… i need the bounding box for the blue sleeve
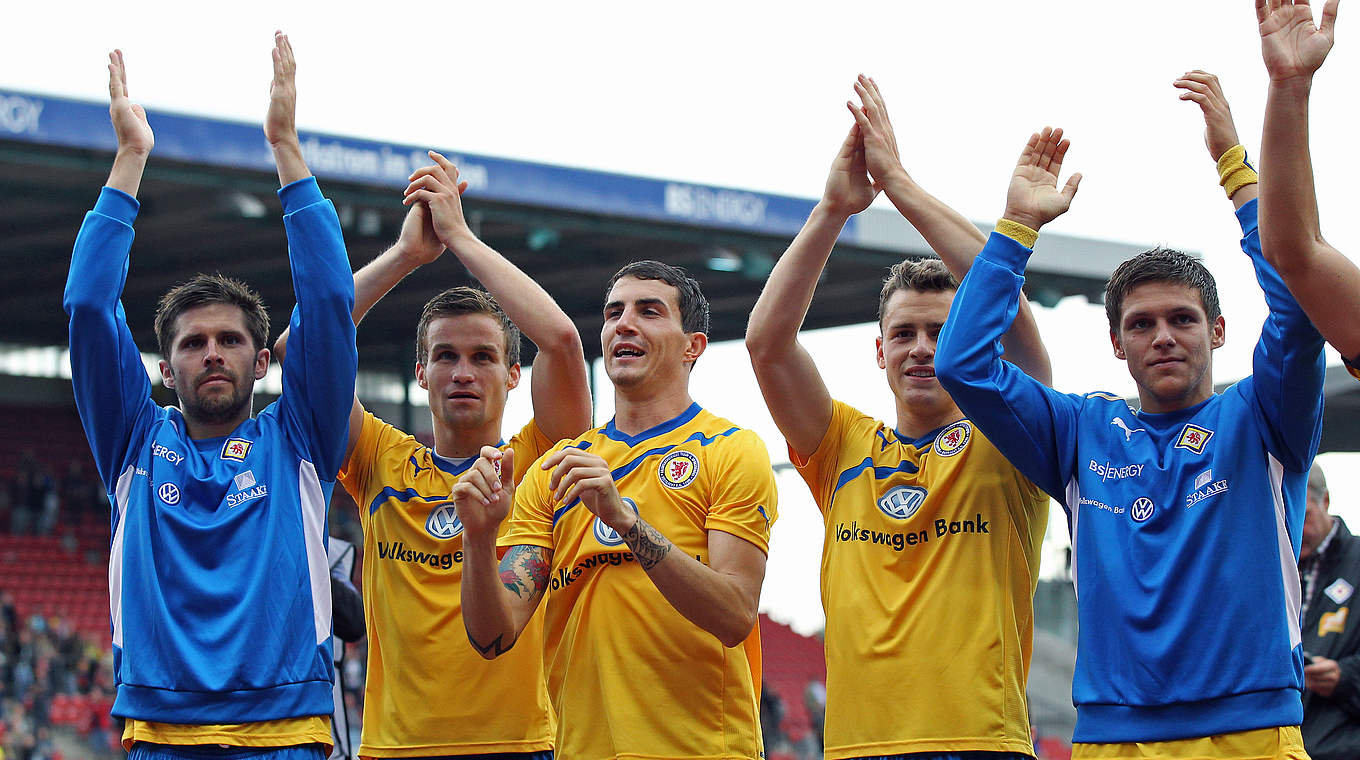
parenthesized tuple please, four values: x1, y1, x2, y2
(275, 177, 357, 479)
(936, 231, 1083, 503)
(62, 188, 157, 492)
(1237, 199, 1326, 471)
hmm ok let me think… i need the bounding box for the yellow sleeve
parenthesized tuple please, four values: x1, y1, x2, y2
(337, 410, 409, 523)
(507, 418, 556, 485)
(704, 429, 778, 554)
(499, 443, 558, 550)
(791, 400, 858, 515)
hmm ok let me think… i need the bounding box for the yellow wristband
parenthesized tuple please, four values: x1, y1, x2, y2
(995, 219, 1039, 249)
(1216, 144, 1259, 200)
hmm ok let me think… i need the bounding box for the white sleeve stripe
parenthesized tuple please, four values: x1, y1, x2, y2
(109, 464, 134, 649)
(1269, 455, 1302, 650)
(298, 460, 332, 645)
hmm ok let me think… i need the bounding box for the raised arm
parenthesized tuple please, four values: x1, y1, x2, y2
(273, 203, 446, 460)
(457, 447, 552, 658)
(268, 33, 357, 477)
(745, 124, 873, 458)
(936, 129, 1082, 500)
(541, 447, 767, 648)
(1173, 71, 1258, 210)
(405, 152, 591, 442)
(850, 76, 1052, 384)
(62, 50, 158, 489)
(1257, 0, 1360, 361)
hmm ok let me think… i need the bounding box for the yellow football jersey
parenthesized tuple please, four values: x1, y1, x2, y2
(501, 403, 777, 760)
(340, 411, 556, 757)
(794, 401, 1048, 759)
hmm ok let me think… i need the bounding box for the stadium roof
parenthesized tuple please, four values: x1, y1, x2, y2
(0, 87, 1140, 372)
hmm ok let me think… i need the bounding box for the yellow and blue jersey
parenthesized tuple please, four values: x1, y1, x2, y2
(340, 411, 556, 757)
(501, 403, 777, 760)
(794, 400, 1047, 758)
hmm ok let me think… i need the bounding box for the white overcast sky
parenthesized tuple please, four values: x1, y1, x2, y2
(5, 0, 1360, 634)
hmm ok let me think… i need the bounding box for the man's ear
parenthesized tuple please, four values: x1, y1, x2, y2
(415, 360, 428, 389)
(159, 359, 175, 389)
(684, 332, 709, 366)
(1110, 330, 1125, 360)
(254, 349, 270, 380)
(507, 363, 522, 390)
(876, 335, 886, 370)
(1210, 315, 1226, 350)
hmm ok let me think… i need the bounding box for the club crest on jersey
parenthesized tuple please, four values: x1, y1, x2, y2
(425, 503, 464, 540)
(933, 422, 971, 457)
(658, 450, 699, 489)
(157, 482, 180, 506)
(594, 497, 639, 547)
(1130, 496, 1155, 523)
(1174, 425, 1214, 455)
(221, 437, 252, 461)
(877, 485, 928, 521)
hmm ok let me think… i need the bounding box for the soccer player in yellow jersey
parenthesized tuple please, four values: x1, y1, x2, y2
(458, 261, 778, 760)
(276, 152, 592, 758)
(1255, 0, 1360, 380)
(745, 77, 1055, 760)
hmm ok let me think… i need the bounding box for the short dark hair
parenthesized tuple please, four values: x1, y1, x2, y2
(606, 260, 710, 335)
(415, 286, 521, 366)
(878, 258, 957, 325)
(154, 274, 269, 357)
(1104, 248, 1220, 333)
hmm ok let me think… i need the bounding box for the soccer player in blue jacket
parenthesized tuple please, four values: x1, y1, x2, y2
(935, 86, 1325, 756)
(62, 34, 356, 759)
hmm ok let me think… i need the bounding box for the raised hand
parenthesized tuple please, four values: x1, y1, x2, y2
(541, 448, 633, 531)
(1258, 0, 1340, 82)
(819, 122, 876, 218)
(848, 74, 903, 192)
(107, 50, 152, 156)
(403, 151, 473, 250)
(264, 31, 299, 148)
(452, 447, 515, 538)
(1174, 71, 1242, 162)
(1003, 127, 1081, 232)
(394, 202, 445, 266)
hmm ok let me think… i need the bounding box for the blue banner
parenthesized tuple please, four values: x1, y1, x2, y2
(0, 89, 849, 240)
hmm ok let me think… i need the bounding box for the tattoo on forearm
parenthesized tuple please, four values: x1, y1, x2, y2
(467, 632, 514, 658)
(622, 518, 673, 571)
(499, 545, 551, 599)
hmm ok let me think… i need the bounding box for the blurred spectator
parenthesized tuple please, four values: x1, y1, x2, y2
(759, 679, 786, 755)
(1300, 463, 1360, 760)
(800, 680, 825, 760)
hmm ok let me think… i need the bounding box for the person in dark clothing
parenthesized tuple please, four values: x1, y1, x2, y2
(1299, 462, 1360, 760)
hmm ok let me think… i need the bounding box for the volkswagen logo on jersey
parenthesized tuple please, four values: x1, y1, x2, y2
(1130, 496, 1155, 523)
(593, 497, 639, 546)
(933, 421, 971, 457)
(658, 450, 699, 489)
(877, 485, 928, 521)
(425, 503, 464, 540)
(157, 482, 180, 506)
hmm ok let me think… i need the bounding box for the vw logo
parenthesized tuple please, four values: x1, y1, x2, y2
(157, 483, 180, 506)
(877, 485, 928, 521)
(1130, 497, 1155, 523)
(594, 498, 639, 547)
(425, 503, 464, 539)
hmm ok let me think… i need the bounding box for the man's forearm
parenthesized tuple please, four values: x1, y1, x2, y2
(746, 204, 847, 355)
(618, 517, 758, 648)
(106, 150, 148, 199)
(272, 138, 310, 188)
(460, 533, 523, 659)
(879, 169, 986, 277)
(446, 232, 578, 348)
(1261, 78, 1323, 259)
